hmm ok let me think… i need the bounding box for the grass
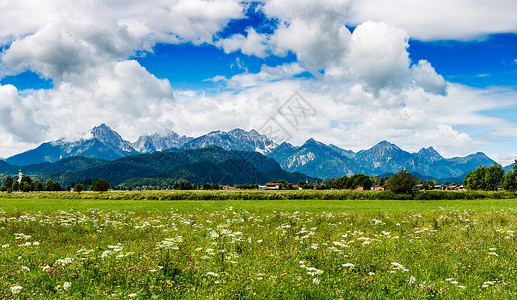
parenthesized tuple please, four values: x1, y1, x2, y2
(1, 193, 517, 299)
(1, 197, 517, 213)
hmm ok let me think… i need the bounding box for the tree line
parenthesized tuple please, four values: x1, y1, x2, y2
(464, 161, 517, 191)
(1, 176, 111, 193)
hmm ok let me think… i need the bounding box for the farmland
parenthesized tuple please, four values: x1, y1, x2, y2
(1, 192, 517, 299)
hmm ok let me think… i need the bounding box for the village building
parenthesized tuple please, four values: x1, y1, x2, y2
(266, 183, 282, 190)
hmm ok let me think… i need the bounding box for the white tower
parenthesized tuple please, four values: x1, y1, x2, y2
(18, 169, 23, 184)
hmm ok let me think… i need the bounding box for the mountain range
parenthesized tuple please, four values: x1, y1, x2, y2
(0, 146, 315, 187)
(3, 124, 501, 181)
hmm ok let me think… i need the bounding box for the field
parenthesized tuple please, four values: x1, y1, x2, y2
(1, 192, 517, 299)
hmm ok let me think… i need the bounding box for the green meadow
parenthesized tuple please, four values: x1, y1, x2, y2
(1, 192, 517, 299)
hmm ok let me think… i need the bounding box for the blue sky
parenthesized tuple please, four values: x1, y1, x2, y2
(0, 0, 516, 164)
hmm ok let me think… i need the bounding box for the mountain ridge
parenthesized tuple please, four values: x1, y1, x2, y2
(3, 125, 503, 181)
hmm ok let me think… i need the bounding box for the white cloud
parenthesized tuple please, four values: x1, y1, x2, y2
(341, 21, 410, 94)
(2, 21, 137, 80)
(348, 0, 517, 41)
(410, 60, 448, 96)
(223, 63, 305, 89)
(0, 0, 516, 165)
(216, 27, 269, 58)
(0, 84, 46, 154)
(35, 60, 175, 142)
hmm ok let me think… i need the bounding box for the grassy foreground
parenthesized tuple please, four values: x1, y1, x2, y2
(1, 196, 517, 299)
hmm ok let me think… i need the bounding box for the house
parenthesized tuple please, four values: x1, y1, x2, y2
(258, 185, 267, 190)
(355, 186, 364, 191)
(292, 185, 302, 190)
(266, 183, 282, 190)
(374, 185, 389, 191)
(223, 186, 238, 190)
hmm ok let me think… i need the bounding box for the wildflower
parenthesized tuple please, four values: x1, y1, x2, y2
(63, 282, 71, 291)
(488, 252, 499, 256)
(391, 262, 408, 272)
(206, 272, 219, 276)
(368, 272, 375, 276)
(128, 293, 137, 297)
(313, 278, 321, 285)
(409, 275, 416, 284)
(306, 267, 324, 276)
(21, 265, 30, 271)
(342, 263, 355, 269)
(458, 285, 466, 289)
(10, 286, 23, 294)
(55, 257, 74, 266)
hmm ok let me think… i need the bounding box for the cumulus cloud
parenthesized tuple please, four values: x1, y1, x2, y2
(3, 21, 137, 80)
(216, 27, 269, 57)
(36, 60, 175, 142)
(0, 0, 515, 164)
(217, 4, 446, 96)
(213, 63, 305, 89)
(0, 84, 45, 146)
(348, 0, 517, 41)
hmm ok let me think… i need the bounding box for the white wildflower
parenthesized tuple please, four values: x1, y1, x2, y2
(63, 282, 71, 291)
(313, 278, 321, 285)
(206, 272, 219, 276)
(55, 257, 74, 266)
(391, 262, 408, 272)
(20, 265, 30, 271)
(342, 263, 355, 269)
(409, 275, 416, 284)
(306, 267, 324, 276)
(10, 285, 23, 294)
(128, 293, 137, 297)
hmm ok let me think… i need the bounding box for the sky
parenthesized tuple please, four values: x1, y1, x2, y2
(0, 0, 516, 164)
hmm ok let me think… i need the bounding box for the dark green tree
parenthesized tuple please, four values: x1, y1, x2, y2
(347, 174, 372, 190)
(387, 169, 417, 193)
(32, 181, 44, 192)
(74, 183, 85, 193)
(464, 163, 504, 191)
(464, 166, 487, 190)
(12, 181, 19, 191)
(484, 163, 504, 191)
(45, 179, 60, 191)
(91, 179, 110, 192)
(21, 181, 31, 192)
(4, 177, 13, 189)
(502, 160, 517, 191)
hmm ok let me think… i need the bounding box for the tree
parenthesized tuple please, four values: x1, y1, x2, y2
(347, 174, 372, 190)
(74, 183, 85, 193)
(91, 179, 110, 192)
(484, 163, 504, 191)
(464, 163, 504, 191)
(45, 180, 61, 192)
(32, 181, 43, 192)
(464, 166, 487, 190)
(502, 160, 517, 191)
(4, 177, 13, 189)
(387, 169, 417, 193)
(11, 181, 19, 192)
